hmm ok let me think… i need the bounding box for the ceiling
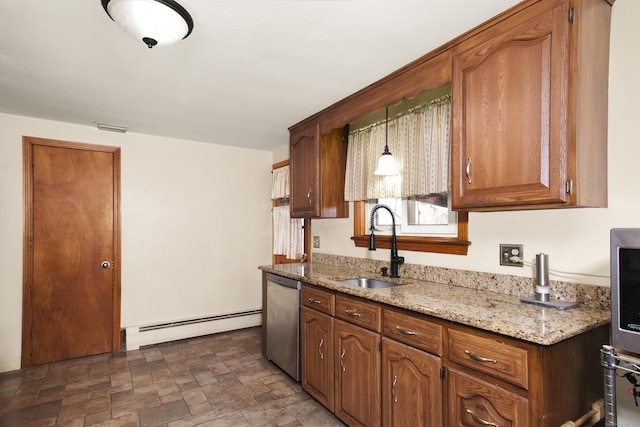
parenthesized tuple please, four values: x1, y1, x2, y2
(0, 0, 521, 152)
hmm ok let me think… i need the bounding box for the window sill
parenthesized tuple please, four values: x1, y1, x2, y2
(351, 235, 470, 255)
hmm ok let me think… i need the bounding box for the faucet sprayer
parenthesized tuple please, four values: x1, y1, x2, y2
(369, 204, 404, 278)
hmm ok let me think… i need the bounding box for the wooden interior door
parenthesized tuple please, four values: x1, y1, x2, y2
(23, 137, 121, 366)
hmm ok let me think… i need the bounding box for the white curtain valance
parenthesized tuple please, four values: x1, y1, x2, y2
(344, 95, 451, 201)
(271, 165, 290, 199)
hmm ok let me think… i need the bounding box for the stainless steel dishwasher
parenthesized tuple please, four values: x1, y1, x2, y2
(266, 273, 301, 381)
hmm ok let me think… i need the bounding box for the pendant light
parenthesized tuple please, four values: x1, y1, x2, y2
(101, 0, 194, 48)
(374, 107, 399, 176)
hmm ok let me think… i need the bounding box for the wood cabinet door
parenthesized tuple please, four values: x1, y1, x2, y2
(382, 338, 442, 427)
(452, 1, 569, 209)
(301, 307, 334, 411)
(335, 319, 381, 427)
(448, 368, 529, 427)
(290, 121, 320, 217)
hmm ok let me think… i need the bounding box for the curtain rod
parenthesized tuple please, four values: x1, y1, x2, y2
(349, 94, 451, 135)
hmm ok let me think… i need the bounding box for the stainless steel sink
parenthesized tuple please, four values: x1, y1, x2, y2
(338, 277, 399, 289)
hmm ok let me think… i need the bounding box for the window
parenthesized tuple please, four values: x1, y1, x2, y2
(352, 201, 469, 254)
(345, 86, 470, 255)
(368, 195, 457, 236)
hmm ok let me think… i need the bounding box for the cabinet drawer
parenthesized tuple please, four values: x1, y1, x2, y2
(335, 294, 381, 332)
(448, 329, 529, 389)
(448, 368, 529, 427)
(302, 285, 335, 315)
(383, 308, 443, 356)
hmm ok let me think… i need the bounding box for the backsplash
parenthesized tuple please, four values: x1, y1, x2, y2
(312, 253, 611, 310)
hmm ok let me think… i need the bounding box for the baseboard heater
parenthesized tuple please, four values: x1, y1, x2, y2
(125, 309, 262, 350)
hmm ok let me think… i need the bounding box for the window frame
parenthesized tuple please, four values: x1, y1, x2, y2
(351, 201, 470, 255)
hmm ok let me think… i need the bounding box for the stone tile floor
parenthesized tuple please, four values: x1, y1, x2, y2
(0, 327, 344, 426)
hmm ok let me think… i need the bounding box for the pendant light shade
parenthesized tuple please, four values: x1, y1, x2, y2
(101, 0, 194, 48)
(374, 148, 399, 176)
(374, 107, 399, 176)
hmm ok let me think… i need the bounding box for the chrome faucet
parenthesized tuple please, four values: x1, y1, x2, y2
(369, 204, 404, 278)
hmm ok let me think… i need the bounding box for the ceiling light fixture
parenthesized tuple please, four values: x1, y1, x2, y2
(374, 107, 399, 176)
(101, 0, 194, 49)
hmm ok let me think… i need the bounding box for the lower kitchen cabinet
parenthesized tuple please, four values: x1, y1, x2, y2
(381, 337, 442, 426)
(301, 306, 334, 411)
(335, 319, 381, 427)
(297, 283, 607, 426)
(446, 322, 607, 426)
(301, 284, 383, 427)
(448, 368, 529, 427)
(448, 328, 529, 389)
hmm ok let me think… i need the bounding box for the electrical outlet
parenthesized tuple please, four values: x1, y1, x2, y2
(500, 244, 523, 267)
(313, 236, 320, 248)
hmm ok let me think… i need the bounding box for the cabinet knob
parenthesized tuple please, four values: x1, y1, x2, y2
(307, 188, 312, 204)
(465, 157, 472, 184)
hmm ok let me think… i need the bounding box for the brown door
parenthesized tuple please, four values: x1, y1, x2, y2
(22, 137, 121, 366)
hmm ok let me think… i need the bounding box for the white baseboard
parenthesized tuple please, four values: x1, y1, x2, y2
(125, 311, 262, 350)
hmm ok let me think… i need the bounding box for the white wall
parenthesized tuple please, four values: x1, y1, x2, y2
(0, 114, 273, 372)
(272, 144, 289, 164)
(312, 1, 639, 289)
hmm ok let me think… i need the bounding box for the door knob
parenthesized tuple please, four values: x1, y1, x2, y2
(101, 261, 111, 269)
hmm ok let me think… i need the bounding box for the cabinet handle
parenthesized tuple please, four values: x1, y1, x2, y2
(345, 309, 362, 317)
(465, 157, 472, 184)
(464, 349, 497, 364)
(396, 326, 418, 336)
(466, 408, 499, 426)
(391, 375, 398, 403)
(307, 188, 312, 204)
(340, 348, 346, 371)
(307, 298, 322, 305)
(318, 338, 324, 359)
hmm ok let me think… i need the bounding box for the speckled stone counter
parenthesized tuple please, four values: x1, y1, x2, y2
(259, 262, 611, 346)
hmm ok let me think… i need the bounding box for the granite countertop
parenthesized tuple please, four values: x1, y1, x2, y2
(259, 262, 611, 346)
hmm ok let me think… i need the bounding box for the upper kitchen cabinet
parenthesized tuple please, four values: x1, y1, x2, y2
(451, 0, 613, 210)
(288, 50, 451, 220)
(290, 121, 348, 218)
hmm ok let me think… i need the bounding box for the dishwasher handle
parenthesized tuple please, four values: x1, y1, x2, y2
(266, 273, 301, 290)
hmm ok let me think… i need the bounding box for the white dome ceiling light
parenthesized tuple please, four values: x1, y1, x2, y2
(101, 0, 194, 48)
